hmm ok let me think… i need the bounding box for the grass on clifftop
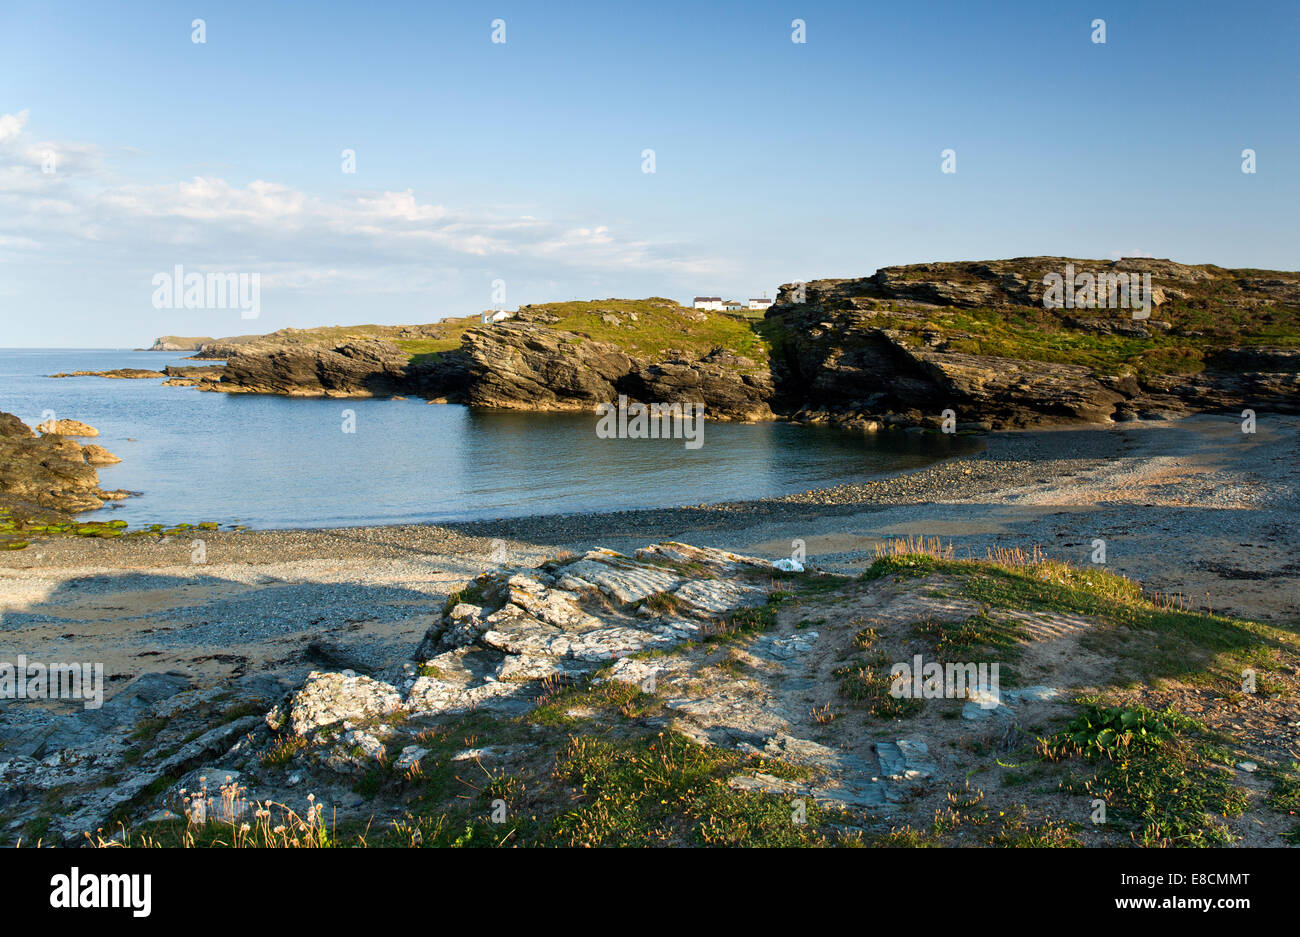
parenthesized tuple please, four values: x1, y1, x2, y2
(276, 301, 772, 369)
(862, 547, 1294, 688)
(515, 298, 770, 364)
(835, 301, 1300, 378)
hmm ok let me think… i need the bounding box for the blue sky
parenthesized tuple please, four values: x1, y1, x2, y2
(1, 0, 1296, 346)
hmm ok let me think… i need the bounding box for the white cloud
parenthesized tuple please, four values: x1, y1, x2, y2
(0, 110, 720, 301)
(0, 110, 29, 144)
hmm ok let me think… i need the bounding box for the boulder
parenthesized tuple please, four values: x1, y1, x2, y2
(81, 444, 122, 465)
(36, 418, 99, 437)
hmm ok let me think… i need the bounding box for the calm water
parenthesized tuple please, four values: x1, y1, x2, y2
(0, 349, 980, 529)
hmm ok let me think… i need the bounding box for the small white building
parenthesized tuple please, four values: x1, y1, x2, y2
(692, 296, 723, 311)
(723, 300, 744, 311)
(748, 296, 773, 311)
(480, 309, 515, 325)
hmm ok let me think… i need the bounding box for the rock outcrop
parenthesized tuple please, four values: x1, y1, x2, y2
(81, 444, 123, 465)
(0, 413, 128, 515)
(160, 364, 226, 387)
(766, 257, 1300, 428)
(35, 418, 99, 437)
(461, 325, 632, 411)
(212, 340, 417, 397)
(6, 538, 1292, 845)
(202, 320, 773, 419)
(50, 369, 166, 379)
(461, 323, 773, 420)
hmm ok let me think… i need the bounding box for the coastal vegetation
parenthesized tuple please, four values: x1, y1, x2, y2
(41, 541, 1296, 850)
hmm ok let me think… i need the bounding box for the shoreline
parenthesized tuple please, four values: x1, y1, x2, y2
(1, 413, 1295, 704)
(3, 415, 1289, 575)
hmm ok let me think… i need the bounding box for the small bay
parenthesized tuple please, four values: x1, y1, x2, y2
(1, 348, 980, 529)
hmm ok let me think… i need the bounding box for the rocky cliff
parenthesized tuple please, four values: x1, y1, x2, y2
(764, 257, 1300, 428)
(460, 312, 773, 420)
(191, 302, 774, 420)
(213, 340, 418, 397)
(132, 258, 1298, 429)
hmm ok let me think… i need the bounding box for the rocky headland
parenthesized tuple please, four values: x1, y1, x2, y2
(767, 257, 1300, 429)
(114, 257, 1298, 429)
(140, 336, 215, 352)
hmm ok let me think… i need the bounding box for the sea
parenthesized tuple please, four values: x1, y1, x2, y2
(0, 348, 980, 529)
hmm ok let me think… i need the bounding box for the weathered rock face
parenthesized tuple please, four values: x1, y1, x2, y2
(81, 444, 122, 465)
(160, 364, 227, 387)
(213, 340, 416, 397)
(623, 349, 775, 421)
(462, 325, 774, 420)
(0, 413, 127, 514)
(767, 257, 1300, 428)
(859, 256, 1259, 310)
(164, 364, 225, 381)
(461, 324, 632, 410)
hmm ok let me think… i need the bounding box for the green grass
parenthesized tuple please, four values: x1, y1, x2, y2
(522, 298, 771, 365)
(545, 732, 830, 847)
(1039, 703, 1248, 846)
(913, 611, 1024, 677)
(1265, 761, 1300, 837)
(772, 260, 1300, 378)
(863, 553, 1295, 687)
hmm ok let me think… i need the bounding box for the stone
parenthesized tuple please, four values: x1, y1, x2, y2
(596, 657, 667, 691)
(80, 444, 122, 465)
(36, 418, 99, 437)
(285, 671, 403, 736)
(1006, 685, 1061, 703)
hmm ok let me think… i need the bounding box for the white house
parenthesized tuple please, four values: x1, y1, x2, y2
(748, 296, 774, 311)
(723, 300, 744, 311)
(480, 309, 515, 324)
(693, 296, 723, 311)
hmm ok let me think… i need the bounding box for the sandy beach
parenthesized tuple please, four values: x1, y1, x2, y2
(1, 413, 1295, 703)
